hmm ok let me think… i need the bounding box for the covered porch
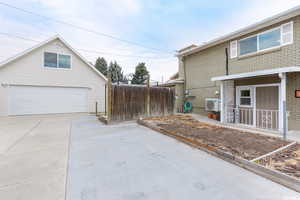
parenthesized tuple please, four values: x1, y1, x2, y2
(212, 67, 300, 137)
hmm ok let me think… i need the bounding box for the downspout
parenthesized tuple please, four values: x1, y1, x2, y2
(182, 56, 187, 102)
(225, 48, 229, 75)
(179, 55, 187, 113)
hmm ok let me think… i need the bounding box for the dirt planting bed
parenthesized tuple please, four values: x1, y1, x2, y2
(258, 144, 300, 179)
(142, 115, 289, 161)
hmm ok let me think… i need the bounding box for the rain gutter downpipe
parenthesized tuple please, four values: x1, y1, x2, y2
(225, 48, 229, 75)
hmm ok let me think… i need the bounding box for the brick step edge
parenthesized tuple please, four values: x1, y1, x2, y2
(137, 119, 300, 193)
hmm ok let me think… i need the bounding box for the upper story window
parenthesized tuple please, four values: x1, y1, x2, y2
(44, 52, 71, 69)
(258, 28, 281, 50)
(230, 21, 293, 58)
(239, 35, 258, 56)
(239, 28, 281, 56)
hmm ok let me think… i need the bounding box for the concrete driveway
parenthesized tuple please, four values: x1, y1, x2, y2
(0, 114, 84, 200)
(67, 116, 300, 200)
(1, 114, 299, 200)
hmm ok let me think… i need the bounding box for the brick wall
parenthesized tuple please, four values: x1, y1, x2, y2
(287, 72, 300, 130)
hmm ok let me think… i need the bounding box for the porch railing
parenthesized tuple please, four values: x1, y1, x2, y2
(256, 109, 279, 130)
(225, 105, 279, 130)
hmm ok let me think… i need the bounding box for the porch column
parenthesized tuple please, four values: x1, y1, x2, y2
(279, 72, 287, 139)
(220, 80, 234, 124)
(220, 81, 225, 123)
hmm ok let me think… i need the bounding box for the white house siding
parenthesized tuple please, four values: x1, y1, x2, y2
(0, 39, 106, 116)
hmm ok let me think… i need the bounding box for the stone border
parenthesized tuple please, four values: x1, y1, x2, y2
(251, 141, 297, 162)
(137, 119, 300, 193)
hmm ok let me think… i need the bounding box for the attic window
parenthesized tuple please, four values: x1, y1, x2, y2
(44, 52, 71, 69)
(44, 52, 57, 68)
(58, 54, 71, 68)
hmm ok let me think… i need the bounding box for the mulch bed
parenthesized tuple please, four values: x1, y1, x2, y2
(142, 115, 289, 161)
(257, 144, 300, 179)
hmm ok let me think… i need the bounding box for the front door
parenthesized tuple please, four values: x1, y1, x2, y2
(255, 86, 279, 130)
(236, 86, 254, 126)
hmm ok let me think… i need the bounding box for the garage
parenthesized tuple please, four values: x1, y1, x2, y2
(0, 36, 107, 116)
(8, 86, 88, 115)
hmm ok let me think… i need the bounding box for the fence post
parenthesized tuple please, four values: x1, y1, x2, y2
(107, 72, 112, 122)
(95, 101, 98, 116)
(146, 76, 150, 117)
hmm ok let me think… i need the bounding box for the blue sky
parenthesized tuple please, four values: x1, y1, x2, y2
(0, 0, 300, 81)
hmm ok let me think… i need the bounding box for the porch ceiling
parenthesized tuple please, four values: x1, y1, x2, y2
(211, 66, 300, 81)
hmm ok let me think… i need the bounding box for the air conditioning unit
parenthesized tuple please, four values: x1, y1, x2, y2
(205, 98, 220, 112)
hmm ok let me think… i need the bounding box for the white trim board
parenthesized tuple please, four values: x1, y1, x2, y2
(211, 66, 300, 81)
(6, 84, 92, 89)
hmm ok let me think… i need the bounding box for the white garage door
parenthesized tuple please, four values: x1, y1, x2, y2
(8, 86, 88, 115)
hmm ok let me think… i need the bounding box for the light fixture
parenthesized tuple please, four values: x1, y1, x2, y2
(295, 90, 300, 98)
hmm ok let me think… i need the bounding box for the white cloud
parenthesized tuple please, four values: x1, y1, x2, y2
(1, 0, 299, 82)
(0, 0, 175, 81)
(32, 0, 141, 17)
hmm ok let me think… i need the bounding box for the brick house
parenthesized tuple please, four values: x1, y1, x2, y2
(175, 6, 300, 132)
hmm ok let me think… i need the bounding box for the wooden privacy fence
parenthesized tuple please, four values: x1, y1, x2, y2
(149, 87, 174, 116)
(108, 84, 174, 121)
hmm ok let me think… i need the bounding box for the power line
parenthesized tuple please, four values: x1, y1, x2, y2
(0, 32, 39, 42)
(0, 32, 174, 60)
(0, 31, 164, 56)
(0, 1, 174, 54)
(75, 48, 173, 59)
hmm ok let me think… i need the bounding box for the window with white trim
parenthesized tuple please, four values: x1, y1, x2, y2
(230, 21, 293, 57)
(238, 87, 253, 107)
(258, 28, 281, 50)
(239, 36, 257, 56)
(44, 52, 71, 69)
